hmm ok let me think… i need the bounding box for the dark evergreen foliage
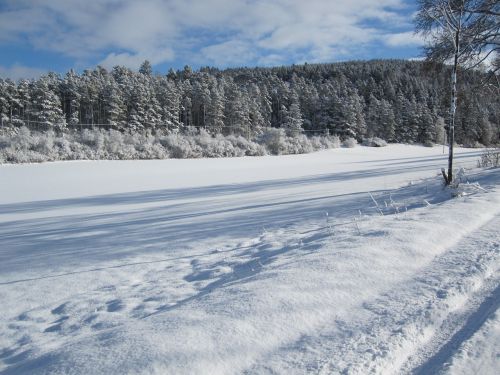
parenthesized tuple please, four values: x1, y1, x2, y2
(0, 59, 498, 145)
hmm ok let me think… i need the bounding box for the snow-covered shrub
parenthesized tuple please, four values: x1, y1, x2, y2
(9, 126, 32, 151)
(423, 140, 434, 147)
(258, 128, 287, 155)
(139, 142, 168, 159)
(342, 137, 357, 148)
(192, 130, 234, 157)
(330, 136, 342, 148)
(313, 135, 340, 150)
(309, 136, 324, 150)
(226, 135, 266, 156)
(0, 125, 343, 164)
(362, 137, 387, 147)
(160, 134, 203, 158)
(449, 168, 487, 197)
(105, 130, 136, 159)
(283, 134, 314, 154)
(478, 148, 500, 168)
(54, 137, 73, 159)
(80, 129, 104, 150)
(31, 131, 55, 155)
(464, 141, 485, 148)
(67, 141, 94, 160)
(205, 136, 237, 157)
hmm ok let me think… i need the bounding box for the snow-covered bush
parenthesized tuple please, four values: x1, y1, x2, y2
(283, 134, 314, 154)
(342, 137, 358, 148)
(320, 135, 341, 149)
(258, 128, 287, 155)
(80, 129, 104, 149)
(310, 135, 340, 150)
(477, 148, 500, 168)
(423, 140, 434, 147)
(31, 131, 56, 155)
(160, 133, 203, 158)
(206, 136, 238, 157)
(227, 135, 267, 156)
(54, 137, 73, 159)
(461, 141, 484, 148)
(0, 126, 341, 164)
(362, 137, 387, 147)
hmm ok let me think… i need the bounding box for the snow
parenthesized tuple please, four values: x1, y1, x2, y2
(443, 309, 500, 375)
(0, 145, 498, 374)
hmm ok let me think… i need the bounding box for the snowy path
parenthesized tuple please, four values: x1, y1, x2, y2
(255, 213, 500, 374)
(0, 145, 498, 374)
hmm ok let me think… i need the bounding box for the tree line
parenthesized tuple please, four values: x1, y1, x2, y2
(0, 59, 498, 146)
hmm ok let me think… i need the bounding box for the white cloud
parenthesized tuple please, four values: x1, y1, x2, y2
(0, 64, 47, 80)
(99, 49, 175, 70)
(257, 54, 287, 67)
(384, 31, 424, 47)
(0, 0, 416, 69)
(200, 40, 257, 67)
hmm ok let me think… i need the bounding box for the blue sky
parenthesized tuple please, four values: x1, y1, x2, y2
(0, 0, 423, 79)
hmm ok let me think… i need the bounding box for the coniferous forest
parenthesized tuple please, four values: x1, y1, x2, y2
(0, 59, 498, 163)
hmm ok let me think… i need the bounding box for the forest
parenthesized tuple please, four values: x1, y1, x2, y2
(0, 59, 498, 162)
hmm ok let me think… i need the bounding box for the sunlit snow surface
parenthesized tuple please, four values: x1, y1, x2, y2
(0, 145, 498, 374)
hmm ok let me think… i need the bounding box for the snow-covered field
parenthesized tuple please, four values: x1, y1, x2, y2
(0, 145, 498, 374)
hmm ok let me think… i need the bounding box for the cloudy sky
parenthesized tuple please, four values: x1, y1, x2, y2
(0, 0, 423, 79)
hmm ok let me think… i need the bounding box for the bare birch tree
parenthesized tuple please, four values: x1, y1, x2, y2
(415, 0, 499, 184)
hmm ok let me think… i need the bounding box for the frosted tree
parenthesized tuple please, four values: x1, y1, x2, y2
(157, 77, 181, 131)
(181, 95, 192, 130)
(300, 84, 319, 131)
(32, 76, 65, 129)
(416, 0, 500, 183)
(0, 79, 9, 127)
(191, 78, 211, 128)
(206, 86, 225, 134)
(143, 80, 162, 127)
(257, 84, 273, 129)
(62, 70, 81, 126)
(281, 92, 303, 137)
(0, 79, 19, 125)
(16, 79, 31, 126)
(0, 58, 497, 149)
(330, 83, 364, 140)
(248, 84, 267, 133)
(102, 79, 126, 127)
(379, 99, 396, 142)
(225, 83, 251, 136)
(416, 106, 436, 144)
(139, 60, 153, 76)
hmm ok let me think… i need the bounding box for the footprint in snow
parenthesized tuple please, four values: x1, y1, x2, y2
(106, 299, 124, 312)
(50, 303, 67, 315)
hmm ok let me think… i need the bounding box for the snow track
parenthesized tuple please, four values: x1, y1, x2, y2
(245, 191, 500, 375)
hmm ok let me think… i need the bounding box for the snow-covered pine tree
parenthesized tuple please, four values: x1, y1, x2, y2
(62, 70, 81, 126)
(31, 75, 65, 130)
(379, 99, 396, 142)
(225, 83, 251, 137)
(139, 60, 153, 77)
(281, 91, 303, 137)
(0, 79, 9, 127)
(102, 78, 126, 128)
(16, 79, 31, 127)
(157, 77, 181, 132)
(206, 86, 225, 135)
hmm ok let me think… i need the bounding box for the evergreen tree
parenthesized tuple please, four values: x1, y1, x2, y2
(0, 59, 497, 148)
(282, 91, 303, 137)
(32, 76, 65, 129)
(206, 87, 225, 134)
(139, 60, 153, 76)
